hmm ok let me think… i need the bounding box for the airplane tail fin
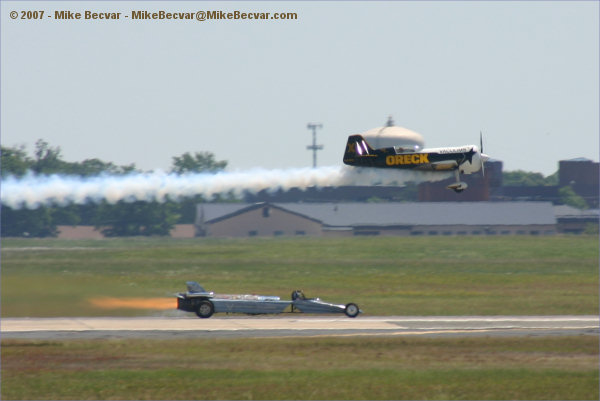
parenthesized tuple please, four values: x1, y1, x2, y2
(343, 135, 376, 165)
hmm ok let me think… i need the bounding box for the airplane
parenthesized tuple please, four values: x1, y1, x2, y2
(343, 133, 490, 193)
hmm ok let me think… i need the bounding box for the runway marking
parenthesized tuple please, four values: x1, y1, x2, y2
(2, 247, 103, 252)
(274, 329, 500, 339)
(2, 316, 598, 333)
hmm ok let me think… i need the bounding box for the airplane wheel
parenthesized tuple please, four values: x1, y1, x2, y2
(344, 303, 359, 318)
(195, 300, 214, 318)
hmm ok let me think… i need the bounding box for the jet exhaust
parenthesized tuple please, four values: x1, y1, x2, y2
(2, 166, 452, 210)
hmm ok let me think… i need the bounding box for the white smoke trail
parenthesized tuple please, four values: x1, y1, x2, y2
(1, 166, 452, 209)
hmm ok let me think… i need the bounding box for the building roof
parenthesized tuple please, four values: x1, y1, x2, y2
(198, 202, 322, 225)
(197, 204, 250, 223)
(561, 157, 596, 163)
(280, 202, 556, 227)
(553, 205, 599, 219)
(198, 202, 557, 227)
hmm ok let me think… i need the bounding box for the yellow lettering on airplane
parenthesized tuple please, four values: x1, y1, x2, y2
(385, 153, 431, 166)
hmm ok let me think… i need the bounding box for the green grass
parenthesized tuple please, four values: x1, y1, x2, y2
(1, 236, 598, 316)
(2, 336, 598, 400)
(2, 236, 598, 400)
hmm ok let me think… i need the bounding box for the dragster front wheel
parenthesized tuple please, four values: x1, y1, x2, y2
(344, 303, 359, 318)
(195, 300, 214, 318)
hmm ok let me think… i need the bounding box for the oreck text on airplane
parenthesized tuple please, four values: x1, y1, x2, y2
(385, 154, 430, 166)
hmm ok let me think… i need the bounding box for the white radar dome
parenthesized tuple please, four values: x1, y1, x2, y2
(360, 116, 425, 150)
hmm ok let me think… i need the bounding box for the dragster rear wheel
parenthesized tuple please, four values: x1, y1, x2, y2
(195, 300, 214, 318)
(344, 303, 359, 318)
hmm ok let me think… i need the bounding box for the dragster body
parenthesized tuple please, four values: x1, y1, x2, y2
(176, 282, 361, 318)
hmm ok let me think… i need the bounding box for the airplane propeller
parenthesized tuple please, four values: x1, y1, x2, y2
(480, 131, 485, 177)
(479, 131, 491, 177)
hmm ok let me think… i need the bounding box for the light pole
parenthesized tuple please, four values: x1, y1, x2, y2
(306, 123, 323, 168)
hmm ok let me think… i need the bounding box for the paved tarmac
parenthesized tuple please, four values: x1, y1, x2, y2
(2, 315, 598, 339)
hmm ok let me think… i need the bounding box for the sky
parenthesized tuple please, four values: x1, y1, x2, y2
(1, 1, 598, 177)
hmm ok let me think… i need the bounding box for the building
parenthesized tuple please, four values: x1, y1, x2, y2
(559, 158, 599, 208)
(195, 203, 322, 237)
(195, 202, 557, 237)
(554, 205, 599, 234)
(359, 116, 425, 150)
(53, 202, 584, 239)
(55, 224, 196, 239)
(56, 225, 105, 239)
(418, 160, 503, 202)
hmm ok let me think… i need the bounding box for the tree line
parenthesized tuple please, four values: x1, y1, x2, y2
(1, 140, 229, 237)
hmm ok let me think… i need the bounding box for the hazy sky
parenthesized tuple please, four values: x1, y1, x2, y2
(2, 1, 598, 176)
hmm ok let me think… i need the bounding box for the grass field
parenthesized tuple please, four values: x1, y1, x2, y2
(1, 235, 598, 316)
(2, 336, 598, 400)
(1, 235, 598, 400)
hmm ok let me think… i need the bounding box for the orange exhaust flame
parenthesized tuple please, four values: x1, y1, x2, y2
(89, 297, 174, 310)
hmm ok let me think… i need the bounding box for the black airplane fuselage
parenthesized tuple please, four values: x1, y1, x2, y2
(342, 134, 489, 192)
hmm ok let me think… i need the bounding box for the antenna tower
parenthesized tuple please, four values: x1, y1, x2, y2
(306, 123, 323, 168)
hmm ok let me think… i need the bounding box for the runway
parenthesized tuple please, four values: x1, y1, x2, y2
(2, 315, 598, 339)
